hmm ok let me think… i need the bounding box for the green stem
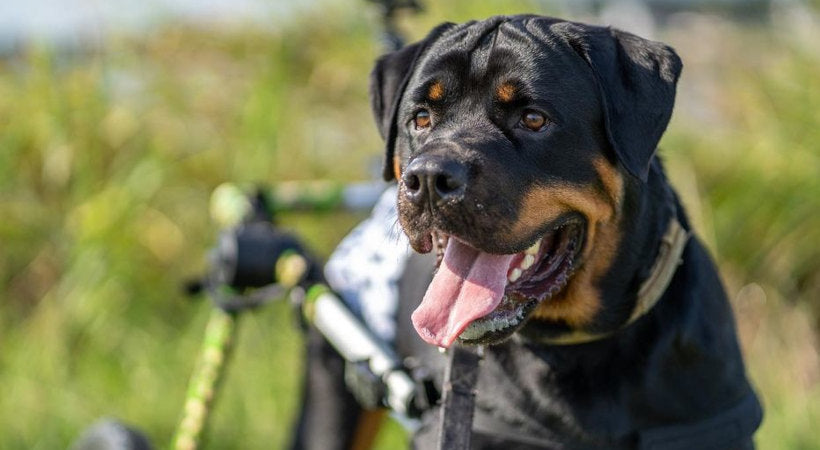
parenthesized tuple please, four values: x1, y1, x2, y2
(171, 308, 237, 450)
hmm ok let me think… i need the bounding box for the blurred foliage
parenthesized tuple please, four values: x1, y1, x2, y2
(0, 3, 384, 448)
(659, 19, 820, 449)
(0, 0, 818, 449)
(661, 18, 820, 319)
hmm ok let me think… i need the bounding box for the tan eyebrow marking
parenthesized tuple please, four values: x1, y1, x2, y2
(496, 82, 517, 102)
(428, 80, 444, 101)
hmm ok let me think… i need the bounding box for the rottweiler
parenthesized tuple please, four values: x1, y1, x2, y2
(292, 15, 762, 450)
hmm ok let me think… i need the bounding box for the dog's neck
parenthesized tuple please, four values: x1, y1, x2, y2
(519, 159, 688, 345)
(534, 213, 688, 345)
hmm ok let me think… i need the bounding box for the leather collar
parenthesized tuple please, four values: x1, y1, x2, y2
(540, 216, 690, 346)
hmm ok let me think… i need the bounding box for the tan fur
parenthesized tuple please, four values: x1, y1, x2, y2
(428, 80, 444, 101)
(350, 409, 386, 450)
(393, 153, 402, 179)
(496, 82, 517, 102)
(513, 158, 624, 326)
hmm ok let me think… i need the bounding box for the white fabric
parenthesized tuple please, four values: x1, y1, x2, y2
(324, 186, 411, 343)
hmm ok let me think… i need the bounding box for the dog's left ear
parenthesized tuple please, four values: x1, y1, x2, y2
(370, 23, 453, 181)
(572, 27, 682, 181)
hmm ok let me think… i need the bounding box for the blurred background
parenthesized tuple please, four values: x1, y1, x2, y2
(0, 0, 818, 448)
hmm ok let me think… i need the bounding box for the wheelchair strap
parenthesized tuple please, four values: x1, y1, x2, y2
(437, 345, 482, 450)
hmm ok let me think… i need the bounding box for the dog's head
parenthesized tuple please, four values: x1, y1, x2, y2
(370, 16, 681, 347)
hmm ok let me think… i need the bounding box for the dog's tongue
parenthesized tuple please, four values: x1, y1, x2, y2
(411, 238, 514, 347)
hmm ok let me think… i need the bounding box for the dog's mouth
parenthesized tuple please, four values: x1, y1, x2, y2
(411, 217, 586, 347)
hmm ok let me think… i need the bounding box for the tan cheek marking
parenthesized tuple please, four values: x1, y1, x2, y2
(593, 157, 624, 216)
(508, 184, 609, 239)
(393, 153, 402, 180)
(496, 82, 516, 102)
(428, 81, 444, 101)
(530, 218, 620, 326)
(517, 158, 624, 327)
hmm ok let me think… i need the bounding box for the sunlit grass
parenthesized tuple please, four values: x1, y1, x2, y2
(659, 20, 820, 449)
(0, 2, 818, 449)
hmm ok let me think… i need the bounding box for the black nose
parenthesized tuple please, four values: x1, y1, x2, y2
(402, 155, 468, 206)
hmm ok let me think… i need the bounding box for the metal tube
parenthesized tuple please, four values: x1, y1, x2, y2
(306, 288, 417, 417)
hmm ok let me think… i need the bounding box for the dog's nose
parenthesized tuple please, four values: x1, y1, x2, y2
(402, 155, 468, 205)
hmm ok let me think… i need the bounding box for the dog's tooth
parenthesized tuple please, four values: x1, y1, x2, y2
(526, 241, 541, 255)
(508, 268, 522, 282)
(521, 254, 535, 270)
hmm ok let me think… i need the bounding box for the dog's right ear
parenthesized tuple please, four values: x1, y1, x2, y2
(370, 23, 453, 181)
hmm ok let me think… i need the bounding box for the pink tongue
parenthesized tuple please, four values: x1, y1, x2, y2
(411, 238, 514, 347)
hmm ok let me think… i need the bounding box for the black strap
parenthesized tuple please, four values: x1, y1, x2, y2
(437, 345, 482, 450)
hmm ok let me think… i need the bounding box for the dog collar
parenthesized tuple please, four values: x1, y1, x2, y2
(539, 216, 690, 346)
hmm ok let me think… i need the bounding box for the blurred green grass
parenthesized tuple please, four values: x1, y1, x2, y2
(0, 1, 818, 449)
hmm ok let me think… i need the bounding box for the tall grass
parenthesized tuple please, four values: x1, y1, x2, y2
(0, 7, 383, 447)
(0, 1, 817, 448)
(660, 16, 820, 449)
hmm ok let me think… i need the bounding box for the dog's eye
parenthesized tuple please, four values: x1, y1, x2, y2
(520, 110, 548, 131)
(414, 110, 431, 129)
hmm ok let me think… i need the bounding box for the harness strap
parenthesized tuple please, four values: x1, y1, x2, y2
(437, 345, 483, 450)
(541, 217, 690, 345)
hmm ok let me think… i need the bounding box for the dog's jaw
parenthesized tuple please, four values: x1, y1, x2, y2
(411, 219, 586, 347)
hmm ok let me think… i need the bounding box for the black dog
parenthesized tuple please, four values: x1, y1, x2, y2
(293, 15, 761, 450)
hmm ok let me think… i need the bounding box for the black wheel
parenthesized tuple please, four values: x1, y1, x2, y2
(70, 419, 153, 450)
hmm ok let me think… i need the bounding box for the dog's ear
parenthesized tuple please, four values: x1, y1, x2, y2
(370, 23, 453, 181)
(572, 27, 682, 181)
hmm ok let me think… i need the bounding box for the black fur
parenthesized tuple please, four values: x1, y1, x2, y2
(372, 22, 456, 181)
